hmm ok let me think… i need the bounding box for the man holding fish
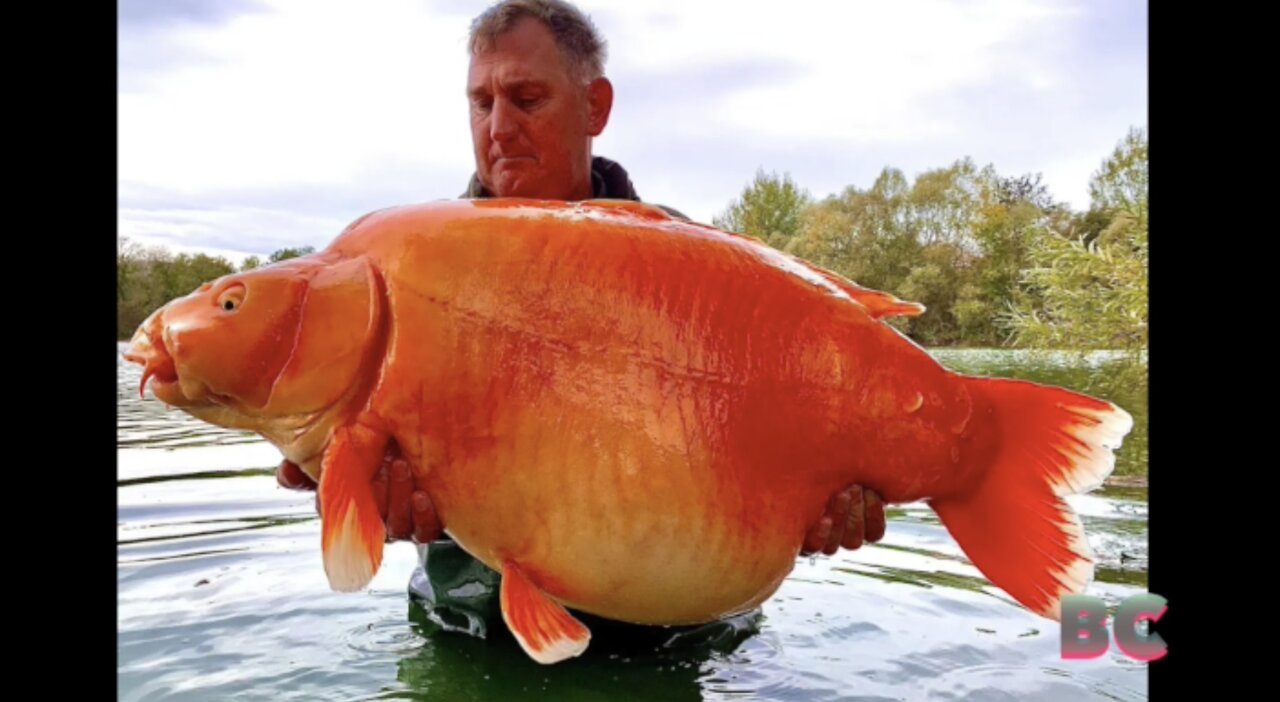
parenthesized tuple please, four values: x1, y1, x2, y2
(275, 0, 887, 643)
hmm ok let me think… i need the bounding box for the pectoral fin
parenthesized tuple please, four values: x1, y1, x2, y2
(319, 424, 388, 592)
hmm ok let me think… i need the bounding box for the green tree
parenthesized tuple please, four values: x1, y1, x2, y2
(1004, 127, 1148, 394)
(714, 169, 811, 249)
(1089, 126, 1148, 213)
(269, 246, 316, 263)
(117, 244, 236, 339)
(907, 157, 984, 248)
(965, 172, 1067, 346)
(170, 253, 236, 298)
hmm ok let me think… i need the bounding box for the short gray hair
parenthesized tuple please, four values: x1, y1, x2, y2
(469, 0, 607, 83)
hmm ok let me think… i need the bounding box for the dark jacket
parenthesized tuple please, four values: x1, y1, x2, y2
(461, 155, 689, 221)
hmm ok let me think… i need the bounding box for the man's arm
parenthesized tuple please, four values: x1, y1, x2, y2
(278, 447, 885, 554)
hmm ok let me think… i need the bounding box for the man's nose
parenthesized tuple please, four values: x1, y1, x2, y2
(490, 97, 518, 142)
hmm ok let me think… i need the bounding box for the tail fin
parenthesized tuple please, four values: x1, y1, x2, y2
(929, 376, 1133, 621)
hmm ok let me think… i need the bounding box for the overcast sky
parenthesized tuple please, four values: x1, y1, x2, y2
(118, 0, 1147, 265)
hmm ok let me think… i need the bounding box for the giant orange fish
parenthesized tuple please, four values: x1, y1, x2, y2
(124, 199, 1132, 664)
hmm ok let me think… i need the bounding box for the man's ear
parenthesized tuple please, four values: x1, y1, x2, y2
(586, 76, 613, 137)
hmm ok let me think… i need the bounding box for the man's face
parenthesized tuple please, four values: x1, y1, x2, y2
(467, 17, 606, 200)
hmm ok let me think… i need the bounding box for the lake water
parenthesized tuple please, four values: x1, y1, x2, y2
(118, 343, 1149, 700)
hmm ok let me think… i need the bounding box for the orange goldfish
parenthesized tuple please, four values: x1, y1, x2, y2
(124, 199, 1132, 664)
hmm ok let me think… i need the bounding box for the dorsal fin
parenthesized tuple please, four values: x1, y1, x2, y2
(702, 224, 926, 320)
(585, 204, 927, 320)
(806, 264, 926, 319)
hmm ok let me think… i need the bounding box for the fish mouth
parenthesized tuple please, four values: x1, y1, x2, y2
(139, 354, 179, 399)
(124, 323, 184, 403)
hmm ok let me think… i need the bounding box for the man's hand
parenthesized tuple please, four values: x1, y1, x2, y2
(372, 455, 442, 544)
(279, 451, 883, 554)
(800, 484, 886, 556)
(275, 447, 442, 544)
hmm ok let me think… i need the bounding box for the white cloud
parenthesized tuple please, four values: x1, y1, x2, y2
(118, 0, 1146, 257)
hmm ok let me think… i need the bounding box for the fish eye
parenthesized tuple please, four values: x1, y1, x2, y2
(216, 283, 246, 313)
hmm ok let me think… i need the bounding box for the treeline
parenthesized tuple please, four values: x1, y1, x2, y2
(118, 128, 1147, 392)
(117, 244, 314, 338)
(715, 126, 1148, 389)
